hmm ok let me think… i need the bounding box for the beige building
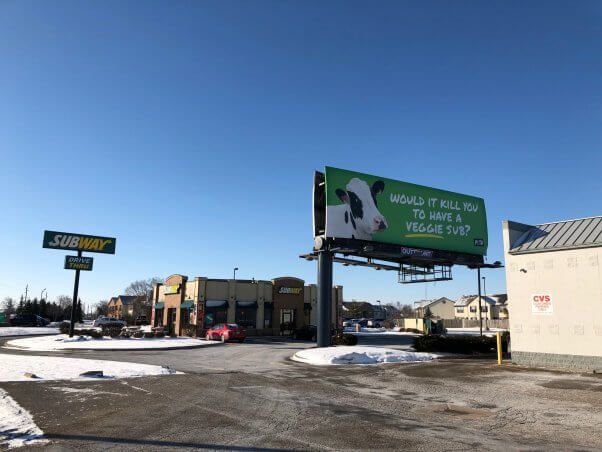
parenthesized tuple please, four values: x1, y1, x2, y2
(503, 216, 602, 370)
(454, 294, 508, 320)
(414, 297, 456, 319)
(151, 274, 343, 336)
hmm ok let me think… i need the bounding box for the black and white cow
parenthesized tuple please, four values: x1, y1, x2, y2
(327, 178, 388, 240)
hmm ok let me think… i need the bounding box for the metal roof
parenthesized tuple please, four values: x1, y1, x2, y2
(509, 216, 602, 254)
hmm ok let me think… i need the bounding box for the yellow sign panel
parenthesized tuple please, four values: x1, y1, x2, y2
(164, 284, 180, 295)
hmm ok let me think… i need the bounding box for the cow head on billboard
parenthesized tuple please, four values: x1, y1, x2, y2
(328, 178, 388, 240)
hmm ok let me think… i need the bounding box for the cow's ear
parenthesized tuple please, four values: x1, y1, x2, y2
(335, 188, 350, 204)
(371, 180, 385, 196)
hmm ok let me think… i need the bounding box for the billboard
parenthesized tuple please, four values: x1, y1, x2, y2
(324, 167, 488, 256)
(43, 230, 116, 254)
(64, 255, 94, 271)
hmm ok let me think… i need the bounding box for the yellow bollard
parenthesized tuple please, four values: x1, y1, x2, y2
(496, 331, 503, 365)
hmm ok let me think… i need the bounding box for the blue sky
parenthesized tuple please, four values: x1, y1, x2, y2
(1, 1, 601, 307)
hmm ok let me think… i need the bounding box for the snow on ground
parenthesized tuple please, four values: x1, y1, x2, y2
(292, 346, 439, 365)
(0, 388, 47, 449)
(445, 328, 507, 337)
(4, 334, 220, 351)
(0, 327, 59, 337)
(343, 327, 420, 337)
(0, 353, 179, 382)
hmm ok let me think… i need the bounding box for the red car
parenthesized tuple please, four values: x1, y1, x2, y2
(205, 323, 247, 343)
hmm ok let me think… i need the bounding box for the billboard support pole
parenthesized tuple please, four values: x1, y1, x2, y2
(477, 266, 483, 337)
(317, 249, 333, 347)
(69, 250, 82, 338)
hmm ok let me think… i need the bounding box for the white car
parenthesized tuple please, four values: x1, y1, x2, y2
(93, 316, 126, 327)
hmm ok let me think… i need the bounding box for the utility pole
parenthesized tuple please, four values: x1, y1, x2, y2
(477, 267, 483, 336)
(24, 284, 28, 303)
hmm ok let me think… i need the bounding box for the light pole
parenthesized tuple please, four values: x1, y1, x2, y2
(233, 267, 238, 280)
(482, 277, 486, 298)
(468, 262, 503, 337)
(40, 288, 46, 302)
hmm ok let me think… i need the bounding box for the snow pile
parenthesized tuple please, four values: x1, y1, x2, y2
(0, 327, 59, 337)
(0, 354, 179, 382)
(445, 328, 507, 337)
(342, 327, 420, 337)
(0, 388, 47, 448)
(292, 346, 439, 365)
(4, 334, 219, 351)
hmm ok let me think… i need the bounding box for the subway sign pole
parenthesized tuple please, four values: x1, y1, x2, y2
(43, 231, 116, 337)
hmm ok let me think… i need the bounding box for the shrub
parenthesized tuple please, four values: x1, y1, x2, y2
(133, 330, 144, 338)
(181, 325, 196, 337)
(143, 331, 154, 339)
(412, 334, 509, 354)
(102, 326, 122, 338)
(155, 331, 165, 338)
(76, 328, 102, 339)
(59, 323, 70, 334)
(333, 332, 358, 346)
(383, 320, 395, 329)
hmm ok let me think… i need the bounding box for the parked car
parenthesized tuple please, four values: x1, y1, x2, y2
(93, 316, 126, 327)
(205, 323, 246, 343)
(367, 319, 382, 328)
(9, 314, 50, 327)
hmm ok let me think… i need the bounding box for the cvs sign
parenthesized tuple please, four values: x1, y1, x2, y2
(531, 294, 553, 315)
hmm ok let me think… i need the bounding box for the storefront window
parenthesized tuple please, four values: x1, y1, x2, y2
(236, 301, 257, 329)
(181, 309, 190, 326)
(264, 303, 273, 328)
(204, 300, 228, 328)
(154, 310, 164, 326)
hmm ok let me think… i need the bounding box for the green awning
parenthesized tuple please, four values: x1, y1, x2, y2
(154, 302, 164, 309)
(181, 300, 194, 309)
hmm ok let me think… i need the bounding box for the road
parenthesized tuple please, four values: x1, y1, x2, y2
(1, 335, 601, 451)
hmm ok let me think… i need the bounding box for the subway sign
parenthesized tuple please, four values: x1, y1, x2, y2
(43, 230, 116, 254)
(64, 255, 94, 271)
(278, 287, 302, 295)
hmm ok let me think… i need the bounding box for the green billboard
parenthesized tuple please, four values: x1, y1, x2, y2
(324, 167, 488, 255)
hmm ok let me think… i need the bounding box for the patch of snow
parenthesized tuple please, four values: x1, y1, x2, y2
(0, 388, 47, 449)
(0, 354, 180, 382)
(445, 328, 506, 337)
(342, 327, 420, 337)
(292, 346, 439, 366)
(0, 327, 59, 337)
(4, 334, 220, 351)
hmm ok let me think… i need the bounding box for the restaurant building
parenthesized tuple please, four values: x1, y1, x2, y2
(150, 274, 343, 336)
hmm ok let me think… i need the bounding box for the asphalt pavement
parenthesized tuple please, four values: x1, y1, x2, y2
(1, 335, 601, 451)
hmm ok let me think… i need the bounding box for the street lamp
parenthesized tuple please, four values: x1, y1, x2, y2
(233, 267, 239, 280)
(468, 261, 503, 337)
(40, 288, 46, 302)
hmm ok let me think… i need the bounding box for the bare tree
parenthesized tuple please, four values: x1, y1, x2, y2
(124, 277, 162, 320)
(2, 297, 16, 315)
(124, 277, 162, 297)
(399, 304, 415, 318)
(95, 300, 109, 317)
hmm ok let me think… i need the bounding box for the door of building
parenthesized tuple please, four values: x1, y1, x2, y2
(280, 309, 295, 336)
(167, 308, 177, 336)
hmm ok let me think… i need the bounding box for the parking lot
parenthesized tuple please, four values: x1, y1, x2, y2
(1, 335, 601, 451)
